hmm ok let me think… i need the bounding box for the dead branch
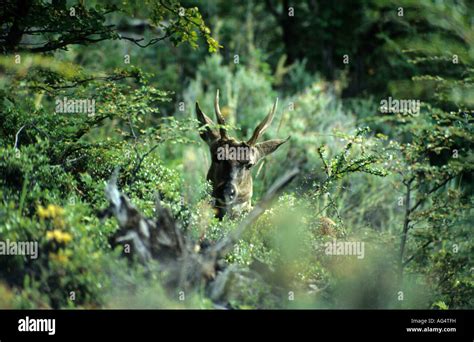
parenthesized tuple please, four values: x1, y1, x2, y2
(101, 167, 299, 302)
(14, 125, 26, 149)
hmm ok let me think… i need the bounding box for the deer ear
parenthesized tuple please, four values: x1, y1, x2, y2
(196, 102, 219, 144)
(255, 137, 290, 160)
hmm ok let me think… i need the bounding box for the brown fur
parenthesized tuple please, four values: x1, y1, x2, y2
(196, 91, 289, 219)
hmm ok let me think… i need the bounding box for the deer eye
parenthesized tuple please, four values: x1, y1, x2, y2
(244, 162, 254, 170)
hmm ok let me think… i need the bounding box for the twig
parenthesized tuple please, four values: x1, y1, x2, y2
(14, 125, 26, 149)
(129, 143, 162, 184)
(409, 175, 456, 214)
(403, 240, 433, 267)
(119, 31, 173, 48)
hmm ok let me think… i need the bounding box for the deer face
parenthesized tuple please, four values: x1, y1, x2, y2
(196, 90, 289, 219)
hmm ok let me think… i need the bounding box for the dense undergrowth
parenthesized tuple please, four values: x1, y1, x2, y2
(0, 0, 472, 309)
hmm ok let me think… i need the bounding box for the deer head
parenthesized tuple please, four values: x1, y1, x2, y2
(196, 90, 289, 219)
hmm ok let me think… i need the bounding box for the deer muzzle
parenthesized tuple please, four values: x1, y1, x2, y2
(223, 183, 238, 203)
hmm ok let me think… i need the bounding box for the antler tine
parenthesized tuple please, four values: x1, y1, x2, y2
(214, 89, 227, 139)
(247, 97, 278, 146)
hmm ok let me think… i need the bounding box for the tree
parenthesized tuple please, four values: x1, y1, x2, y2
(0, 0, 219, 54)
(378, 0, 473, 308)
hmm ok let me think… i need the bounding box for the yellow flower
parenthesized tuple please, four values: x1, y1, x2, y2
(37, 204, 64, 219)
(47, 204, 64, 218)
(37, 205, 49, 219)
(59, 232, 72, 244)
(46, 231, 55, 240)
(46, 229, 72, 244)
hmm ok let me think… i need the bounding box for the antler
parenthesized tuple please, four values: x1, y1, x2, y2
(247, 98, 278, 146)
(214, 89, 227, 139)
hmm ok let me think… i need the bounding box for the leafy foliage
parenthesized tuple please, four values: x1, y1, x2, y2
(0, 0, 472, 309)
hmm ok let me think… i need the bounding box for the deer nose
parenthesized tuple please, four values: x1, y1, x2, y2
(224, 185, 237, 200)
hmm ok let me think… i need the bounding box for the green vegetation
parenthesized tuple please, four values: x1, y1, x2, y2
(0, 0, 472, 309)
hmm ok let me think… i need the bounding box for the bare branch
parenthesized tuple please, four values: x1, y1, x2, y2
(14, 125, 26, 149)
(119, 31, 173, 48)
(129, 143, 162, 184)
(403, 240, 434, 267)
(409, 175, 457, 214)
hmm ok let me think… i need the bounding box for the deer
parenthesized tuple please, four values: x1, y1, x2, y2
(196, 90, 289, 219)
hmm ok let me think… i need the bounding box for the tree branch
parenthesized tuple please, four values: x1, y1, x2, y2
(403, 240, 433, 267)
(409, 175, 456, 214)
(14, 125, 26, 149)
(119, 31, 174, 48)
(399, 177, 413, 278)
(264, 0, 281, 19)
(28, 74, 137, 94)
